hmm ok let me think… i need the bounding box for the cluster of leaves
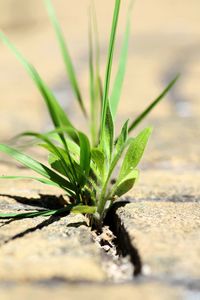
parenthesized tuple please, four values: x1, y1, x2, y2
(0, 0, 177, 227)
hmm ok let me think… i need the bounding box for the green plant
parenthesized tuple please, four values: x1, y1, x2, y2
(0, 0, 178, 229)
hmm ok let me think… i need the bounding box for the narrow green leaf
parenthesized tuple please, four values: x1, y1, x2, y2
(112, 169, 138, 197)
(100, 0, 121, 137)
(0, 144, 74, 194)
(110, 6, 131, 117)
(14, 128, 80, 156)
(48, 154, 68, 177)
(89, 9, 96, 145)
(41, 126, 80, 145)
(40, 142, 85, 188)
(0, 206, 74, 219)
(78, 132, 91, 177)
(0, 211, 50, 219)
(0, 176, 60, 187)
(89, 3, 102, 146)
(0, 32, 78, 181)
(17, 131, 75, 182)
(48, 153, 86, 188)
(0, 31, 79, 146)
(118, 127, 152, 180)
(129, 75, 179, 132)
(45, 0, 87, 117)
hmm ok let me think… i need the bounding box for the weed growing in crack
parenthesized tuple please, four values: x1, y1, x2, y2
(0, 0, 178, 229)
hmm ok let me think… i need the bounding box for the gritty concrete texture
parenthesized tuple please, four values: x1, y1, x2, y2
(0, 206, 105, 283)
(129, 170, 200, 202)
(116, 202, 200, 287)
(0, 282, 184, 300)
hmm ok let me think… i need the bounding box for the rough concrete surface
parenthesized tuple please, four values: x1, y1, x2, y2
(0, 0, 200, 299)
(0, 283, 184, 300)
(117, 202, 200, 281)
(0, 212, 105, 283)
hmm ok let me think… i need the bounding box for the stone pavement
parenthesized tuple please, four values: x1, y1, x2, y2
(0, 0, 200, 299)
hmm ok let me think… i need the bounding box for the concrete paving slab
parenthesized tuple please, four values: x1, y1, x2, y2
(116, 201, 200, 287)
(0, 209, 105, 283)
(0, 282, 185, 300)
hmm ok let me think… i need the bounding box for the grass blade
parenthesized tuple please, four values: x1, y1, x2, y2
(0, 176, 60, 187)
(89, 8, 97, 145)
(0, 211, 52, 219)
(0, 31, 77, 143)
(45, 0, 87, 117)
(110, 4, 132, 118)
(89, 3, 103, 146)
(128, 75, 179, 132)
(100, 0, 121, 137)
(0, 204, 96, 220)
(0, 144, 74, 194)
(0, 206, 74, 219)
(78, 132, 91, 178)
(16, 131, 76, 183)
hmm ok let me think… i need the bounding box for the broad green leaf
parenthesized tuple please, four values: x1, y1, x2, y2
(45, 0, 86, 117)
(91, 148, 105, 178)
(100, 102, 114, 164)
(100, 0, 121, 137)
(0, 144, 74, 194)
(129, 75, 179, 132)
(114, 119, 129, 154)
(71, 205, 96, 214)
(110, 6, 131, 118)
(118, 127, 152, 181)
(112, 169, 138, 197)
(107, 120, 129, 180)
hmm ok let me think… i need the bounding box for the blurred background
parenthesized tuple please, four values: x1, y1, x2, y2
(0, 0, 200, 169)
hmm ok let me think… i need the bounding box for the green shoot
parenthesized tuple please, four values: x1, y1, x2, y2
(0, 0, 178, 229)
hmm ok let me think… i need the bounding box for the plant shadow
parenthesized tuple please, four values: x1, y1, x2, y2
(0, 193, 67, 209)
(0, 193, 84, 245)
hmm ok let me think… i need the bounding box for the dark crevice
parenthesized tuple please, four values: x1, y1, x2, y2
(104, 200, 142, 277)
